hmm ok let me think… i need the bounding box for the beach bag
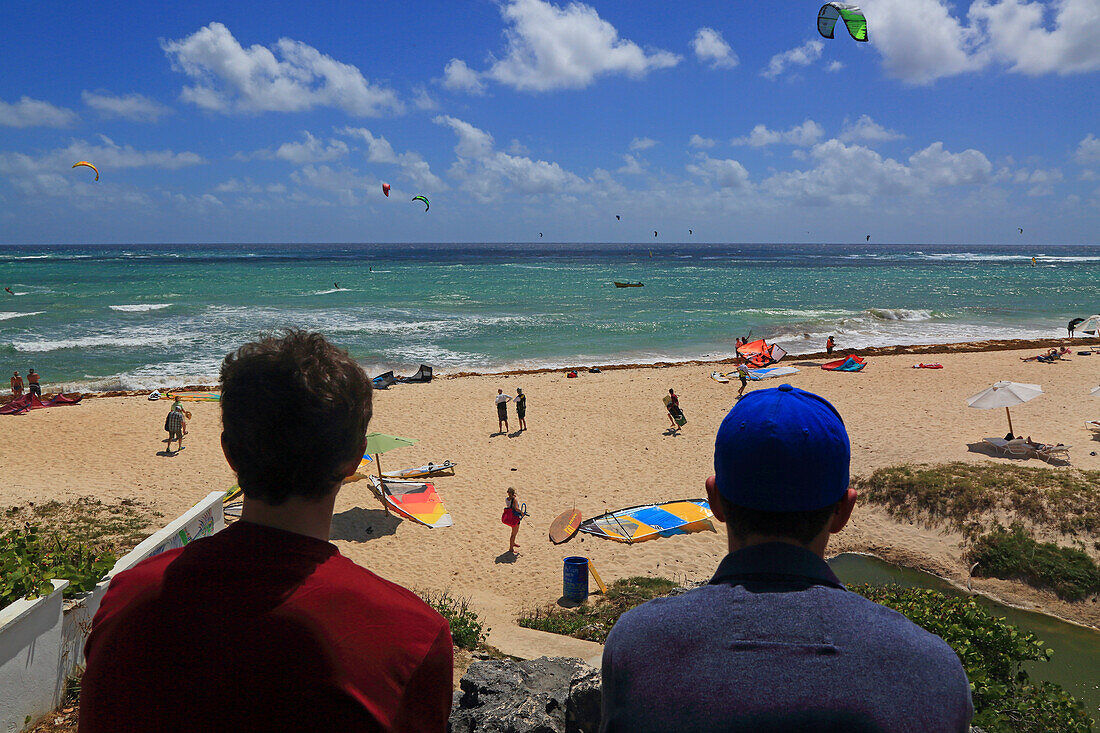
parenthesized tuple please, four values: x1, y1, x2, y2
(673, 410, 687, 427)
(501, 507, 521, 527)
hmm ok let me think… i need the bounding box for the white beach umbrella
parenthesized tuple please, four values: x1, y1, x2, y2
(966, 381, 1043, 435)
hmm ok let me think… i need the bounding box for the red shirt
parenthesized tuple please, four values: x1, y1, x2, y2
(79, 521, 453, 732)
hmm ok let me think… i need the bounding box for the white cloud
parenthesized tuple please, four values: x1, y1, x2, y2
(629, 137, 657, 151)
(686, 153, 751, 189)
(411, 86, 438, 110)
(262, 131, 349, 163)
(762, 40, 823, 79)
(968, 0, 1100, 75)
(1074, 134, 1100, 165)
(618, 154, 645, 175)
(0, 96, 78, 128)
(863, 0, 984, 84)
(82, 90, 173, 122)
(692, 27, 738, 69)
(689, 134, 716, 149)
(434, 114, 585, 199)
(826, 60, 845, 72)
(762, 139, 992, 205)
(339, 127, 444, 190)
(161, 22, 402, 116)
(441, 59, 486, 94)
(837, 115, 906, 144)
(1011, 166, 1063, 196)
(732, 120, 824, 148)
(462, 0, 679, 92)
(864, 0, 1100, 84)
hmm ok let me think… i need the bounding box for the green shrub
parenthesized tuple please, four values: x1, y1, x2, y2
(420, 590, 486, 650)
(968, 524, 1100, 602)
(0, 524, 116, 611)
(851, 584, 1093, 732)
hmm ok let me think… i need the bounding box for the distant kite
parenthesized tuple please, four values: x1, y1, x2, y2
(539, 232, 543, 238)
(412, 195, 429, 211)
(818, 2, 868, 42)
(689, 229, 693, 235)
(1018, 227, 1024, 234)
(866, 235, 871, 242)
(654, 231, 658, 238)
(615, 215, 621, 221)
(382, 183, 391, 197)
(72, 161, 99, 181)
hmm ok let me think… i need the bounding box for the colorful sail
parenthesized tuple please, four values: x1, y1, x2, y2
(164, 391, 220, 401)
(578, 499, 714, 543)
(368, 475, 453, 528)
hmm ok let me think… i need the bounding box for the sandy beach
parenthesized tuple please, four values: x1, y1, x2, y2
(2, 342, 1099, 642)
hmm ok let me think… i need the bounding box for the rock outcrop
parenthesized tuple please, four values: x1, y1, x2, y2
(448, 656, 600, 733)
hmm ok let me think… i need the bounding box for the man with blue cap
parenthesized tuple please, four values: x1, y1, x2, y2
(600, 385, 973, 732)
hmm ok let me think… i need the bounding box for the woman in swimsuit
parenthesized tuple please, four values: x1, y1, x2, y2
(503, 487, 522, 553)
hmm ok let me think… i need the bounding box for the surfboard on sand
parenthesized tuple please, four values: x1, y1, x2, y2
(710, 371, 730, 383)
(549, 508, 583, 544)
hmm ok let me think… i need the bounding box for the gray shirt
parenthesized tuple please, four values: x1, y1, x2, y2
(601, 542, 973, 732)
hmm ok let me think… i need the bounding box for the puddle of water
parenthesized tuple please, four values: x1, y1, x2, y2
(829, 553, 1100, 718)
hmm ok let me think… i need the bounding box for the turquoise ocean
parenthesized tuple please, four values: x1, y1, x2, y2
(1, 243, 1098, 391)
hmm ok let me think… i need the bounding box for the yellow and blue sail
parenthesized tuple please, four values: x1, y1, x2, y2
(579, 499, 714, 543)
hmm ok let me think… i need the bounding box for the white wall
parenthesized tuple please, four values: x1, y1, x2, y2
(0, 580, 68, 733)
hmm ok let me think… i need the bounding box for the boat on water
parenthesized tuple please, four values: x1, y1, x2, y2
(614, 281, 644, 288)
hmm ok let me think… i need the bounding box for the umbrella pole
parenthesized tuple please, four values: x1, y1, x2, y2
(375, 454, 389, 514)
(1006, 407, 1014, 437)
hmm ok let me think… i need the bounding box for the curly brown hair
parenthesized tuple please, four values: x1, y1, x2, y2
(220, 330, 372, 505)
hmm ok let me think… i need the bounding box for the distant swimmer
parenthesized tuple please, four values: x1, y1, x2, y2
(1031, 257, 1037, 267)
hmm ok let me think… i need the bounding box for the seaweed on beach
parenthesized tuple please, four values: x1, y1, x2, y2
(852, 463, 1100, 538)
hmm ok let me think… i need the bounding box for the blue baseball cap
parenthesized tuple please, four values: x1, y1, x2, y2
(714, 384, 850, 512)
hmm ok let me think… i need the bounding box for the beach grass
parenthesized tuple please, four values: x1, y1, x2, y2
(2, 497, 161, 556)
(853, 463, 1100, 538)
(418, 589, 487, 650)
(517, 576, 679, 643)
(969, 524, 1100, 602)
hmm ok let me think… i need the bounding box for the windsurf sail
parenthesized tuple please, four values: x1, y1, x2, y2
(1077, 315, 1100, 335)
(164, 391, 220, 402)
(746, 366, 800, 381)
(578, 499, 714, 544)
(736, 339, 787, 367)
(822, 355, 866, 372)
(368, 475, 453, 528)
(383, 461, 456, 478)
(372, 371, 398, 389)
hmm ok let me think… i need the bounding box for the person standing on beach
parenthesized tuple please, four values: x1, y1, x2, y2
(736, 363, 749, 398)
(601, 385, 973, 732)
(10, 371, 23, 397)
(495, 388, 512, 434)
(826, 335, 835, 355)
(503, 487, 523, 554)
(515, 387, 527, 432)
(664, 388, 683, 430)
(164, 405, 186, 454)
(26, 368, 41, 398)
(81, 330, 453, 732)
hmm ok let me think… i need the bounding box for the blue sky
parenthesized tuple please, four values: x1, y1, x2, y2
(1, 0, 1098, 244)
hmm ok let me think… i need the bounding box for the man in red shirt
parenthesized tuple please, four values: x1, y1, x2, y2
(80, 331, 453, 732)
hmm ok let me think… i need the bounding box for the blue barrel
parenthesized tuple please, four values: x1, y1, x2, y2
(563, 556, 589, 603)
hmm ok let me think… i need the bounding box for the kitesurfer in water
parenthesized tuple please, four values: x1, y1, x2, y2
(4, 287, 12, 295)
(334, 283, 339, 290)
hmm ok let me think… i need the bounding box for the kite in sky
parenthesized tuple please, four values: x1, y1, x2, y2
(818, 3, 868, 42)
(72, 161, 99, 181)
(382, 183, 390, 197)
(412, 195, 429, 211)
